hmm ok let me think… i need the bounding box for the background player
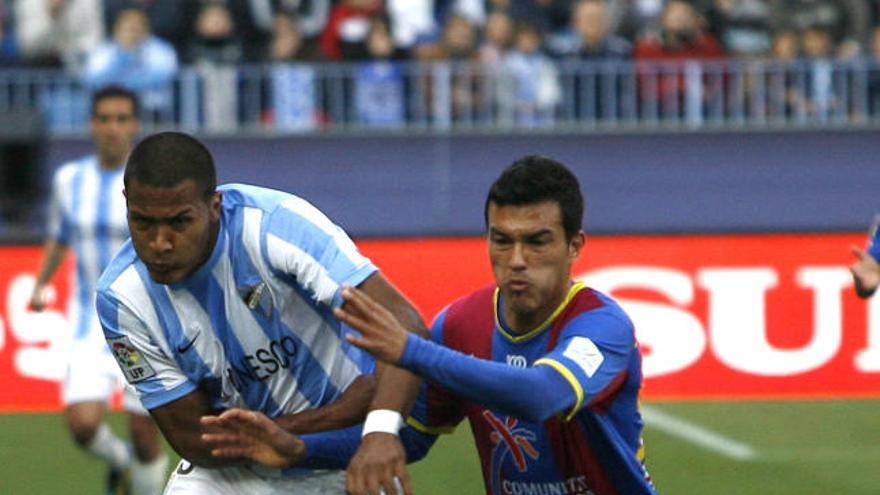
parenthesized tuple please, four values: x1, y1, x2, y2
(29, 86, 167, 494)
(201, 156, 656, 495)
(850, 214, 880, 298)
(96, 131, 425, 494)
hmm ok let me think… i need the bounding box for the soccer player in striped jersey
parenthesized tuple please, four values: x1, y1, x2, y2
(96, 131, 425, 494)
(29, 86, 167, 495)
(203, 156, 656, 495)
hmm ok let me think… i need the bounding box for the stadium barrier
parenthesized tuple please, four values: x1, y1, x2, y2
(2, 233, 878, 411)
(2, 58, 880, 136)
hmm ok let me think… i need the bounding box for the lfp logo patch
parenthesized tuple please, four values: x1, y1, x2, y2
(108, 336, 156, 383)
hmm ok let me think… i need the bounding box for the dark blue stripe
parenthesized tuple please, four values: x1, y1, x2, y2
(180, 247, 281, 414)
(95, 169, 113, 275)
(228, 226, 340, 411)
(71, 165, 91, 340)
(134, 263, 218, 406)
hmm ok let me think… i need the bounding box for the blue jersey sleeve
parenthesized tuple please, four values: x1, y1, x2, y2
(296, 421, 437, 470)
(399, 336, 575, 423)
(534, 303, 636, 419)
(263, 198, 376, 308)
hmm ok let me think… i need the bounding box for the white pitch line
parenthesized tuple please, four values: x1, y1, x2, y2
(641, 404, 758, 461)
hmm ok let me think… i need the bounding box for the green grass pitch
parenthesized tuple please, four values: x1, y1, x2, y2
(2, 399, 879, 494)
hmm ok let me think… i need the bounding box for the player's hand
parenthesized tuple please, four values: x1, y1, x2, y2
(334, 286, 409, 364)
(200, 408, 304, 468)
(850, 245, 880, 298)
(29, 285, 47, 312)
(346, 432, 411, 495)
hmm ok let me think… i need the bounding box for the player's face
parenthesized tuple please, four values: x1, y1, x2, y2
(487, 201, 584, 332)
(125, 178, 221, 285)
(91, 97, 139, 167)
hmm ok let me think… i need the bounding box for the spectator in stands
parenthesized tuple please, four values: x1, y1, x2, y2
(769, 0, 868, 60)
(186, 1, 243, 65)
(320, 0, 384, 60)
(550, 0, 632, 59)
(269, 11, 324, 62)
(83, 7, 178, 116)
(354, 16, 407, 126)
(705, 0, 772, 57)
(0, 4, 19, 66)
(14, 0, 103, 70)
(103, 0, 197, 58)
(488, 0, 572, 35)
(634, 0, 724, 116)
(799, 23, 839, 119)
(479, 9, 515, 64)
(414, 12, 479, 61)
(502, 21, 561, 126)
(276, 0, 331, 43)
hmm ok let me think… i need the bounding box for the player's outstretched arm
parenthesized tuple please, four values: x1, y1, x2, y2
(273, 374, 376, 434)
(201, 408, 304, 468)
(850, 245, 880, 298)
(342, 273, 426, 495)
(334, 285, 409, 364)
(29, 239, 68, 311)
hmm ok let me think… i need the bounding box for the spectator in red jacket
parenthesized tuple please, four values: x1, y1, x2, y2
(634, 0, 725, 117)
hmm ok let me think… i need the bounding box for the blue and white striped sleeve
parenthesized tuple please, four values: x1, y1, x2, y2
(46, 166, 72, 244)
(262, 197, 377, 308)
(96, 287, 197, 410)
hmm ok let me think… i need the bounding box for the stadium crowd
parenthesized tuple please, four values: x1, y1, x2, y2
(0, 0, 878, 69)
(2, 0, 880, 131)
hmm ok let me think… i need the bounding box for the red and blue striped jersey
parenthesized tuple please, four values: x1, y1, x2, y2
(406, 281, 655, 495)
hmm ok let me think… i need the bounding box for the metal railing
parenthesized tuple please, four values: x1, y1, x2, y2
(2, 58, 880, 136)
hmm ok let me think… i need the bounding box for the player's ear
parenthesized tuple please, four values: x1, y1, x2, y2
(568, 230, 585, 259)
(210, 191, 222, 221)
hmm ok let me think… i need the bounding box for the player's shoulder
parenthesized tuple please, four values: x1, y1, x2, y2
(436, 284, 497, 331)
(53, 155, 96, 183)
(96, 241, 140, 296)
(564, 286, 635, 337)
(219, 183, 296, 211)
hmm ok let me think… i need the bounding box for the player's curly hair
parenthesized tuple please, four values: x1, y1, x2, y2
(484, 155, 584, 239)
(124, 131, 216, 199)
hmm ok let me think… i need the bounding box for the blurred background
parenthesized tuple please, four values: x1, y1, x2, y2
(1, 0, 880, 493)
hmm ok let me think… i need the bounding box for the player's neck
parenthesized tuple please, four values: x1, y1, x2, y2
(97, 153, 126, 170)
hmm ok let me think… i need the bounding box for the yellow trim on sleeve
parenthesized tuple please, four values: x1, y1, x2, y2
(533, 357, 584, 422)
(405, 416, 457, 435)
(495, 281, 586, 343)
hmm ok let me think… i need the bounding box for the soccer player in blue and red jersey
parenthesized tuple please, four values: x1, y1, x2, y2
(202, 156, 656, 495)
(850, 215, 880, 298)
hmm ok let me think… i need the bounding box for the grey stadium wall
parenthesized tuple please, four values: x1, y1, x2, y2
(45, 129, 880, 237)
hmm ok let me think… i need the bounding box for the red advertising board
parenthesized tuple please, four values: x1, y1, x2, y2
(2, 233, 878, 411)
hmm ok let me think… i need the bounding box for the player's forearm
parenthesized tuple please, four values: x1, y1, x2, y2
(274, 375, 376, 434)
(400, 335, 573, 422)
(297, 422, 437, 469)
(151, 391, 245, 468)
(34, 239, 67, 287)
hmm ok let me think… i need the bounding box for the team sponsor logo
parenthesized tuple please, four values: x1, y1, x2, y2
(562, 337, 604, 378)
(225, 335, 298, 391)
(501, 476, 592, 495)
(483, 410, 539, 494)
(108, 335, 156, 383)
(238, 281, 273, 318)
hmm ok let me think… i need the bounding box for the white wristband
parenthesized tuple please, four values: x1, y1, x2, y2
(362, 409, 405, 438)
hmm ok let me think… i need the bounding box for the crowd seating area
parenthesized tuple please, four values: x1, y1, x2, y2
(1, 0, 880, 134)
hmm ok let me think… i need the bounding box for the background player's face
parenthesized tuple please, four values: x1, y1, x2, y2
(125, 178, 221, 285)
(487, 201, 584, 332)
(91, 96, 139, 167)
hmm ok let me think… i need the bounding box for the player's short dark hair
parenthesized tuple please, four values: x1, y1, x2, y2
(484, 155, 584, 239)
(91, 85, 139, 117)
(125, 132, 216, 199)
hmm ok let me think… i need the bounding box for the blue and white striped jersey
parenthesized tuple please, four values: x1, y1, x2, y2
(96, 184, 377, 418)
(48, 155, 128, 342)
